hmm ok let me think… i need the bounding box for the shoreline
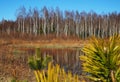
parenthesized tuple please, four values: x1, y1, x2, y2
(0, 39, 85, 49)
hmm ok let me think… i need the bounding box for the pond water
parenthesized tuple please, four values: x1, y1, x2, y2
(36, 48, 84, 74)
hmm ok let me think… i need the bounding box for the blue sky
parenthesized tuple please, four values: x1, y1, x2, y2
(0, 0, 120, 21)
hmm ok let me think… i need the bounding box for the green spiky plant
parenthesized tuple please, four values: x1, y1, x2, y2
(28, 47, 52, 82)
(80, 35, 120, 82)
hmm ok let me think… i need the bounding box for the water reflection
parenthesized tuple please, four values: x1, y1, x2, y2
(40, 48, 83, 74)
(0, 47, 84, 81)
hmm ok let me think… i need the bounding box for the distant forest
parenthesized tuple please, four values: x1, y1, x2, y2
(0, 6, 120, 39)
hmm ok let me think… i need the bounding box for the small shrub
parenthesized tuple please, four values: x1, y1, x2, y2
(28, 47, 52, 82)
(28, 47, 52, 70)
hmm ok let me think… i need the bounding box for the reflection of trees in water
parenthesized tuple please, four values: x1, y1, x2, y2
(0, 47, 83, 81)
(40, 48, 83, 74)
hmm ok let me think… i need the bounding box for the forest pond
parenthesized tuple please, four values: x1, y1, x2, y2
(0, 46, 84, 81)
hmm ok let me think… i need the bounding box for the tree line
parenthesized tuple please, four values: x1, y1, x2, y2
(0, 6, 120, 39)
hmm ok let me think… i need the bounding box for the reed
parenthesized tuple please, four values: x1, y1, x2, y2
(38, 62, 80, 82)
